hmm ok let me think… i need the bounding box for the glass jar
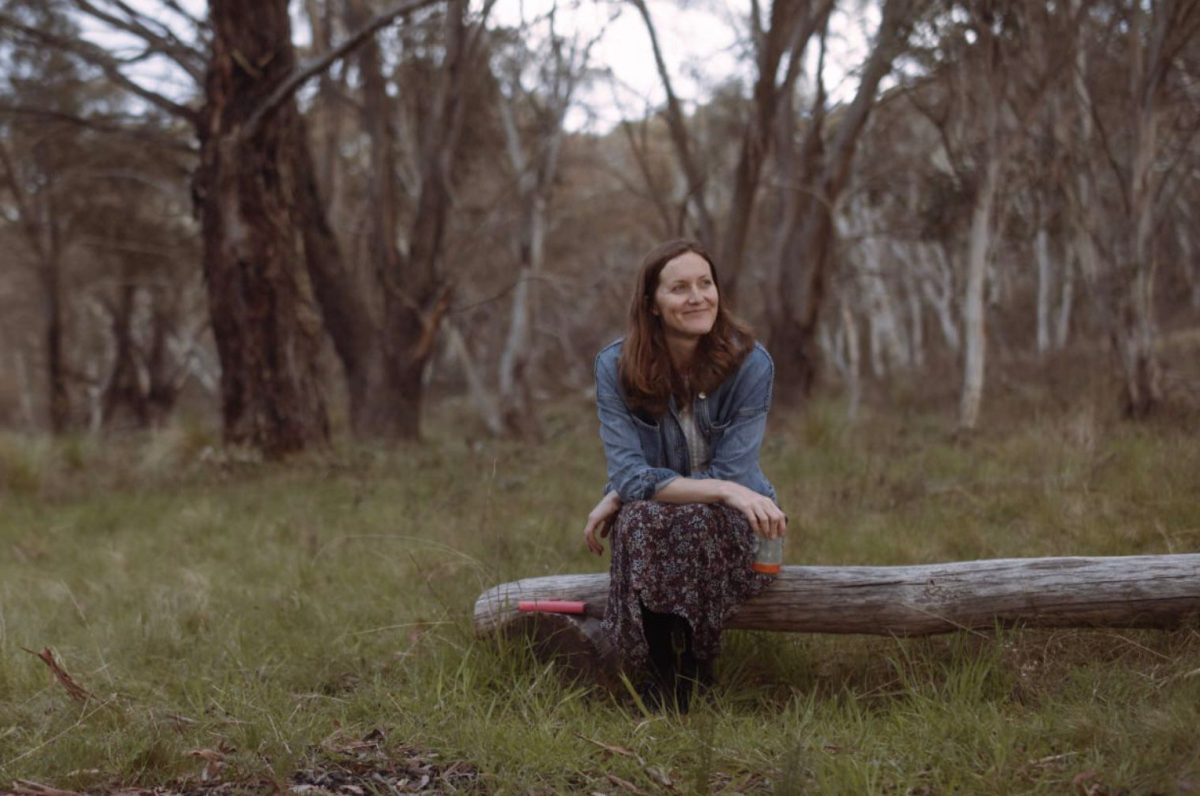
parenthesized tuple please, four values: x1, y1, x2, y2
(752, 536, 783, 574)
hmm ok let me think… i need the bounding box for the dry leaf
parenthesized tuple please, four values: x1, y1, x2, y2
(644, 764, 674, 789)
(188, 746, 227, 781)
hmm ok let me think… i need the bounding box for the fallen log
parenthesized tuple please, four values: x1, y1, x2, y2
(475, 555, 1200, 641)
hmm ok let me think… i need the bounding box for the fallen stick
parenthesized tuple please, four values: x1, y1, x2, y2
(21, 647, 94, 703)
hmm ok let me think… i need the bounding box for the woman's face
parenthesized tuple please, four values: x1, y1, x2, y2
(653, 251, 719, 340)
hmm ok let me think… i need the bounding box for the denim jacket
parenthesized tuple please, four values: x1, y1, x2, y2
(594, 339, 778, 503)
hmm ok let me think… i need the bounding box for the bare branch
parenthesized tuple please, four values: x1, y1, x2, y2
(606, 72, 676, 236)
(242, 0, 445, 140)
(0, 12, 199, 123)
(626, 0, 716, 248)
(70, 0, 206, 82)
(154, 0, 208, 31)
(0, 103, 196, 156)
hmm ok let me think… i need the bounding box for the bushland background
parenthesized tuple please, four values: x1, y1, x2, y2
(1, 0, 1198, 793)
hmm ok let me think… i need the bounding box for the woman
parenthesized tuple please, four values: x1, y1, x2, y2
(582, 239, 787, 710)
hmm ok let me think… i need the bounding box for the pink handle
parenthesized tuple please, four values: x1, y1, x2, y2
(518, 600, 587, 615)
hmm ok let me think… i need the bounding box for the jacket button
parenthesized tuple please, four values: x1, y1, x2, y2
(698, 392, 707, 399)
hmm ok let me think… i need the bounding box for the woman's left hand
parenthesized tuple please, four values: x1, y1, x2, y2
(718, 481, 788, 540)
(583, 490, 622, 556)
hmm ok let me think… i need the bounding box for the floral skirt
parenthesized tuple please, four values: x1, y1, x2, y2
(602, 500, 774, 671)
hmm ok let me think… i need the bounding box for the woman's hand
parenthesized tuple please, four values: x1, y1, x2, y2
(720, 482, 787, 540)
(583, 490, 622, 556)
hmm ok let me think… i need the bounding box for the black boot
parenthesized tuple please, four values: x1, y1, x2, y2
(639, 605, 679, 711)
(676, 624, 715, 712)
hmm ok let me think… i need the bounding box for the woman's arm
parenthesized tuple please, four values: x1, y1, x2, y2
(668, 347, 786, 539)
(654, 477, 786, 539)
(582, 489, 621, 555)
(594, 347, 680, 502)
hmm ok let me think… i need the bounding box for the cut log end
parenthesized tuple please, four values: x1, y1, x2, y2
(496, 612, 620, 689)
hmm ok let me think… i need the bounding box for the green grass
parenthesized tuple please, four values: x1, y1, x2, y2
(1, 396, 1199, 794)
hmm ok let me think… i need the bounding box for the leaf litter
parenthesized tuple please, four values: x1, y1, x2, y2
(3, 730, 483, 796)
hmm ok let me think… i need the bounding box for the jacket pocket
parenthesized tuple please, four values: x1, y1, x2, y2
(630, 414, 663, 466)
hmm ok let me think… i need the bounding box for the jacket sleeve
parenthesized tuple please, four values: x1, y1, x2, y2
(595, 352, 680, 502)
(693, 347, 773, 492)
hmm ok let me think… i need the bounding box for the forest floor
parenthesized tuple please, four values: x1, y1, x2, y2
(1, 382, 1199, 794)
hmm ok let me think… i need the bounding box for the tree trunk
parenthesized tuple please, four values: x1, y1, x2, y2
(1116, 21, 1165, 419)
(444, 319, 503, 436)
(840, 295, 861, 419)
(901, 246, 925, 369)
(339, 0, 469, 441)
(304, 0, 341, 205)
(769, 0, 913, 397)
(1035, 222, 1053, 355)
(494, 93, 542, 440)
(1055, 253, 1075, 349)
(341, 0, 416, 440)
(918, 243, 960, 353)
(497, 262, 541, 439)
(101, 281, 149, 428)
(959, 158, 999, 431)
(475, 555, 1200, 639)
(0, 140, 69, 432)
(719, 0, 831, 300)
(1115, 266, 1163, 419)
(1177, 211, 1200, 311)
(196, 0, 330, 457)
(38, 246, 69, 433)
(144, 289, 183, 426)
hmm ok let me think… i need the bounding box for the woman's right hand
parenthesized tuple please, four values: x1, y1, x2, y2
(583, 490, 622, 556)
(720, 482, 787, 540)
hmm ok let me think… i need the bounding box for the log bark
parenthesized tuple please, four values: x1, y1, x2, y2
(475, 555, 1200, 639)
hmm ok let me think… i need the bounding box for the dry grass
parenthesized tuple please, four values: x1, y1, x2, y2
(1, 388, 1199, 794)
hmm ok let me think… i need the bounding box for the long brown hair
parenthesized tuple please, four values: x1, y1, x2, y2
(618, 239, 753, 416)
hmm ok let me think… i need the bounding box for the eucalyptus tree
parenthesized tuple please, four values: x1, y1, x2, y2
(0, 3, 86, 431)
(484, 8, 599, 438)
(301, 0, 499, 442)
(2, 0, 449, 453)
(765, 0, 923, 397)
(0, 1, 199, 431)
(624, 0, 834, 301)
(1066, 0, 1200, 418)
